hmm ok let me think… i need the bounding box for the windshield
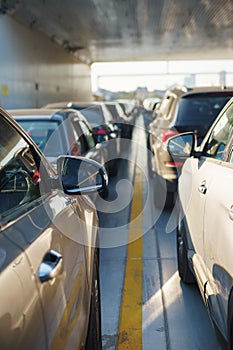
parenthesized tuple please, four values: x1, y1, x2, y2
(175, 94, 233, 126)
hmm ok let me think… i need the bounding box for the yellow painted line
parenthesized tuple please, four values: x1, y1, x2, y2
(117, 166, 143, 349)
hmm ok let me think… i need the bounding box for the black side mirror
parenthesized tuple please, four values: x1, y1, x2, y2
(57, 156, 108, 195)
(167, 132, 196, 159)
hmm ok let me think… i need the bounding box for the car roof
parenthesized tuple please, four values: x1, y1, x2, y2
(9, 108, 61, 116)
(8, 108, 89, 122)
(43, 101, 102, 109)
(166, 85, 233, 98)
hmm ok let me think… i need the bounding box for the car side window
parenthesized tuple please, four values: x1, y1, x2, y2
(204, 103, 233, 160)
(68, 118, 83, 156)
(0, 118, 42, 219)
(79, 121, 96, 149)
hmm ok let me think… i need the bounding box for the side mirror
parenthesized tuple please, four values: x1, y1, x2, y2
(57, 156, 108, 195)
(167, 132, 196, 159)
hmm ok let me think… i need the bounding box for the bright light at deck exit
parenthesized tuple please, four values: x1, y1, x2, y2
(91, 60, 233, 92)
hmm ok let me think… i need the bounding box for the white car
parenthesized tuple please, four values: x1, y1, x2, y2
(167, 97, 233, 349)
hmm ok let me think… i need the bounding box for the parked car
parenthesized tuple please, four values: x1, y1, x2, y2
(10, 108, 109, 198)
(0, 106, 107, 349)
(167, 97, 233, 349)
(143, 97, 161, 130)
(103, 101, 125, 135)
(143, 97, 161, 112)
(149, 85, 233, 206)
(43, 102, 119, 175)
(117, 100, 137, 139)
(10, 108, 106, 168)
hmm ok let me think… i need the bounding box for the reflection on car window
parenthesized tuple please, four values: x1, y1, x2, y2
(61, 157, 102, 192)
(176, 95, 233, 126)
(17, 120, 64, 157)
(79, 121, 95, 149)
(67, 119, 82, 155)
(205, 103, 233, 160)
(80, 106, 104, 125)
(0, 118, 41, 218)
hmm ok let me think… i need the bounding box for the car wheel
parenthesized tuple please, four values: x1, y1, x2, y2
(227, 290, 233, 350)
(165, 191, 176, 209)
(176, 222, 195, 284)
(85, 251, 102, 350)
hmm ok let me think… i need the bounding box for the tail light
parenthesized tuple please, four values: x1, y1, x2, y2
(161, 129, 179, 143)
(93, 128, 109, 142)
(93, 128, 108, 136)
(164, 161, 184, 167)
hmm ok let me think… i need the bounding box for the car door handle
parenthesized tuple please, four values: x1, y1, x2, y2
(229, 205, 233, 220)
(198, 184, 207, 194)
(38, 250, 63, 283)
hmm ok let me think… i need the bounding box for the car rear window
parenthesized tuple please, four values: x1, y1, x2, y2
(17, 120, 63, 156)
(105, 104, 118, 118)
(77, 106, 105, 125)
(174, 93, 233, 126)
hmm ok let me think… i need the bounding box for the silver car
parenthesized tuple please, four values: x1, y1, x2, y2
(10, 108, 109, 198)
(9, 108, 106, 169)
(43, 102, 120, 176)
(168, 97, 233, 348)
(0, 107, 107, 349)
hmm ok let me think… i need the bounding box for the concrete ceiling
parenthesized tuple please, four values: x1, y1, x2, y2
(3, 0, 233, 64)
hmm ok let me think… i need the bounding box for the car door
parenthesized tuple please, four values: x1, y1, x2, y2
(201, 101, 233, 339)
(22, 154, 94, 348)
(78, 119, 105, 165)
(0, 227, 47, 350)
(0, 116, 47, 349)
(0, 113, 94, 349)
(180, 100, 233, 299)
(179, 155, 213, 294)
(26, 192, 94, 350)
(203, 159, 233, 340)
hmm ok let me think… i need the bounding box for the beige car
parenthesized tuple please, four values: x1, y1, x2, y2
(168, 97, 233, 348)
(0, 107, 107, 349)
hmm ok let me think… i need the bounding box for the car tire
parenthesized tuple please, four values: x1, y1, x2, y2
(153, 181, 175, 210)
(85, 251, 102, 350)
(165, 191, 176, 209)
(176, 221, 195, 284)
(227, 290, 233, 350)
